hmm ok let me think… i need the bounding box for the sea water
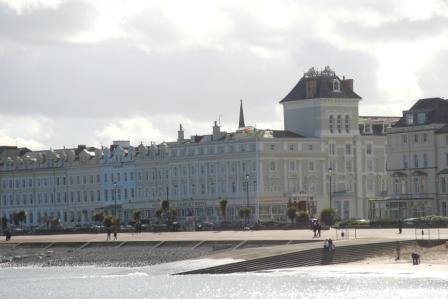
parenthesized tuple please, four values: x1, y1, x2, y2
(0, 259, 447, 299)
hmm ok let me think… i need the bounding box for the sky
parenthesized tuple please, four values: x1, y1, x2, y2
(1, 0, 448, 150)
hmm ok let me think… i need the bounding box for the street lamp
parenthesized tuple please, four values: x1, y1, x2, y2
(328, 168, 333, 211)
(245, 174, 250, 208)
(113, 182, 117, 217)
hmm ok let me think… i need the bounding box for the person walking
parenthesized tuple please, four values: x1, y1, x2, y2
(317, 222, 322, 238)
(113, 230, 118, 241)
(398, 219, 403, 234)
(395, 241, 401, 260)
(106, 229, 111, 241)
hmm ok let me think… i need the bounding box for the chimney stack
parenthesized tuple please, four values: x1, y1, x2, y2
(177, 124, 184, 142)
(213, 121, 221, 141)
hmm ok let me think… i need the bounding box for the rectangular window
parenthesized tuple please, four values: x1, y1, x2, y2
(423, 154, 428, 168)
(309, 161, 315, 171)
(329, 143, 335, 155)
(366, 144, 372, 155)
(402, 135, 408, 144)
(423, 133, 427, 143)
(269, 161, 276, 171)
(289, 161, 295, 172)
(406, 113, 414, 125)
(417, 113, 426, 124)
(414, 154, 419, 168)
(414, 134, 419, 143)
(346, 160, 352, 172)
(403, 155, 408, 169)
(365, 124, 371, 134)
(345, 144, 351, 155)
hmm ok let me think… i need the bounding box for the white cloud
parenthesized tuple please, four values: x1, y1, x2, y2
(0, 115, 52, 149)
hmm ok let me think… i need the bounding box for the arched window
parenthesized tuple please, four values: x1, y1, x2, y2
(333, 79, 340, 91)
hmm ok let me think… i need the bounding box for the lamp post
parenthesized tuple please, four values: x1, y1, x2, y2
(328, 168, 333, 211)
(245, 174, 250, 208)
(113, 182, 117, 218)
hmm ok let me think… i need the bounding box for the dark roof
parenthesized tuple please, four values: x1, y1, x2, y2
(393, 97, 448, 128)
(192, 135, 204, 143)
(436, 124, 448, 133)
(272, 130, 304, 138)
(280, 74, 361, 103)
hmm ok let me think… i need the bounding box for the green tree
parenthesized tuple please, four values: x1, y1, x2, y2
(297, 210, 309, 224)
(238, 207, 251, 225)
(287, 207, 297, 223)
(219, 198, 228, 221)
(103, 215, 114, 228)
(155, 208, 162, 219)
(0, 217, 7, 230)
(321, 208, 336, 226)
(161, 200, 170, 211)
(92, 211, 104, 224)
(168, 208, 177, 224)
(112, 216, 121, 227)
(13, 210, 27, 229)
(133, 209, 142, 222)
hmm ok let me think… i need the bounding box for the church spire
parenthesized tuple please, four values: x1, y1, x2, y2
(238, 99, 245, 128)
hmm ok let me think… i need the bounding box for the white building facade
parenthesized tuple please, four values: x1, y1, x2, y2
(0, 67, 407, 228)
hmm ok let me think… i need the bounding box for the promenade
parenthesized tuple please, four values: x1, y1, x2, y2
(3, 227, 448, 243)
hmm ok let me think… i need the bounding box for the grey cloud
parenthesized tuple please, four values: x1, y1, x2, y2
(0, 0, 97, 44)
(336, 16, 448, 42)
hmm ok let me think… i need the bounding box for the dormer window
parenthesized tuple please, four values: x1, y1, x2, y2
(332, 79, 340, 92)
(365, 124, 371, 134)
(406, 113, 414, 125)
(417, 112, 426, 124)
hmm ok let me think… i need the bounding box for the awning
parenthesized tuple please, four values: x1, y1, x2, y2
(392, 171, 407, 177)
(411, 170, 427, 176)
(437, 168, 448, 175)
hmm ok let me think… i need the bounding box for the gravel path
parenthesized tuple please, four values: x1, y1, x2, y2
(0, 244, 219, 267)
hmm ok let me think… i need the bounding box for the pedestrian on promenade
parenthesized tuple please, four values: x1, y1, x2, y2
(5, 229, 11, 241)
(113, 230, 118, 241)
(398, 219, 403, 234)
(106, 229, 111, 241)
(317, 222, 321, 238)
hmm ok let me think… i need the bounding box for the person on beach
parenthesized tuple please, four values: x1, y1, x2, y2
(411, 252, 420, 265)
(328, 238, 335, 252)
(395, 241, 401, 260)
(323, 238, 329, 250)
